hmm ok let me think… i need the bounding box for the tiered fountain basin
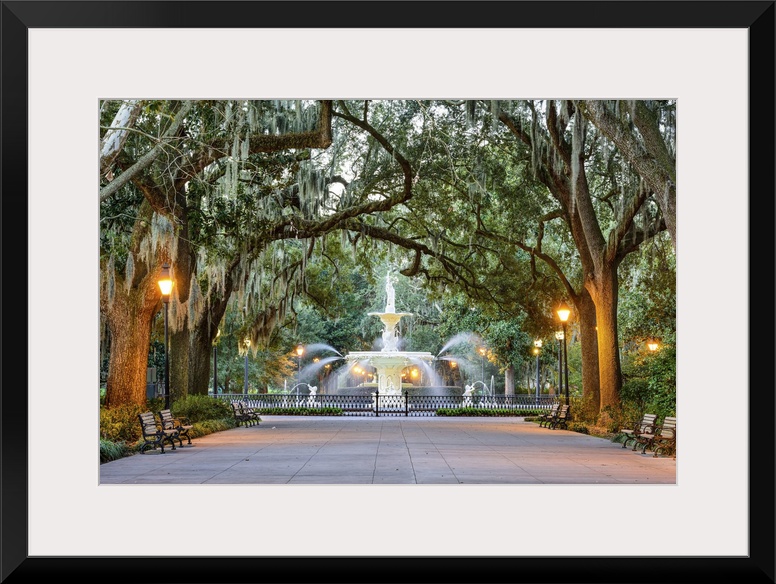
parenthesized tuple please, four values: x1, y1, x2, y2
(344, 350, 436, 394)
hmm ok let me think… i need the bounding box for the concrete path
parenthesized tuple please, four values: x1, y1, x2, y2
(99, 415, 676, 485)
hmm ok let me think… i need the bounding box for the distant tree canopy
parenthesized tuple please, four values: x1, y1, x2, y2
(100, 99, 675, 419)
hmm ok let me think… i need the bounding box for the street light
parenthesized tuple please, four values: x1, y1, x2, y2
(296, 344, 304, 384)
(555, 330, 564, 396)
(647, 338, 659, 352)
(557, 301, 571, 405)
(158, 263, 173, 409)
(533, 339, 542, 402)
(479, 347, 486, 382)
(243, 337, 251, 395)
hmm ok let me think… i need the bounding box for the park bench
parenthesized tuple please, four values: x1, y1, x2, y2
(239, 400, 262, 418)
(158, 409, 193, 446)
(647, 416, 677, 458)
(138, 411, 178, 454)
(231, 401, 260, 427)
(631, 416, 664, 454)
(550, 404, 571, 430)
(620, 413, 658, 450)
(538, 403, 561, 428)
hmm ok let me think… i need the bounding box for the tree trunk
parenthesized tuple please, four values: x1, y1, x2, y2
(169, 203, 193, 401)
(100, 99, 143, 176)
(504, 365, 515, 395)
(576, 289, 601, 415)
(189, 327, 212, 396)
(102, 203, 167, 408)
(104, 290, 157, 408)
(586, 265, 622, 410)
(169, 326, 189, 404)
(188, 264, 235, 395)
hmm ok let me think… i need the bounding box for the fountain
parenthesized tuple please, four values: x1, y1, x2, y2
(344, 271, 436, 395)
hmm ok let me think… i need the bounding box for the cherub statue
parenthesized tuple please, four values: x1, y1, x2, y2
(382, 327, 398, 351)
(462, 384, 474, 407)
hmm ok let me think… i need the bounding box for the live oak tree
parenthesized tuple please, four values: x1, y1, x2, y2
(492, 100, 671, 414)
(100, 100, 335, 406)
(100, 99, 432, 406)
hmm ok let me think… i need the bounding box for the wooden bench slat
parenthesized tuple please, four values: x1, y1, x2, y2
(157, 409, 193, 446)
(138, 411, 177, 454)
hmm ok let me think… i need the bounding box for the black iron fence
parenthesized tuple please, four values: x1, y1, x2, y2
(212, 392, 562, 417)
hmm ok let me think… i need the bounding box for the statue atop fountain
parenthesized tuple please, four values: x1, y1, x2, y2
(385, 272, 396, 313)
(367, 271, 413, 354)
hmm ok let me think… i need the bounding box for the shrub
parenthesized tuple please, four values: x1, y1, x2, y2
(100, 403, 146, 443)
(100, 438, 131, 463)
(569, 396, 598, 425)
(192, 418, 236, 435)
(255, 407, 342, 416)
(599, 402, 642, 434)
(172, 394, 232, 423)
(567, 422, 589, 434)
(435, 408, 524, 417)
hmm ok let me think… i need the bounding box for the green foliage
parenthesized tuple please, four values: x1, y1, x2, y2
(100, 403, 146, 443)
(643, 343, 676, 418)
(620, 377, 651, 411)
(599, 401, 646, 434)
(100, 439, 130, 463)
(255, 407, 343, 416)
(189, 418, 236, 436)
(619, 334, 676, 422)
(566, 396, 599, 426)
(435, 407, 524, 417)
(566, 422, 589, 434)
(172, 394, 232, 423)
(146, 396, 166, 412)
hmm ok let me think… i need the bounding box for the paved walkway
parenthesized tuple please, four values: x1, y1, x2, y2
(100, 415, 676, 485)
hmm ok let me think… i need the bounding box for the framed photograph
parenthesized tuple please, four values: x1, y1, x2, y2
(4, 1, 773, 582)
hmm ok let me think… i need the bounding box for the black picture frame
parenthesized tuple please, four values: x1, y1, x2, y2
(2, 1, 774, 582)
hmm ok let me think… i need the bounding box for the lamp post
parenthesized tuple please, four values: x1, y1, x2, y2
(296, 344, 304, 385)
(243, 337, 250, 395)
(555, 330, 564, 396)
(479, 347, 486, 382)
(212, 328, 220, 394)
(557, 302, 571, 405)
(533, 339, 542, 402)
(157, 263, 173, 409)
(647, 338, 659, 352)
